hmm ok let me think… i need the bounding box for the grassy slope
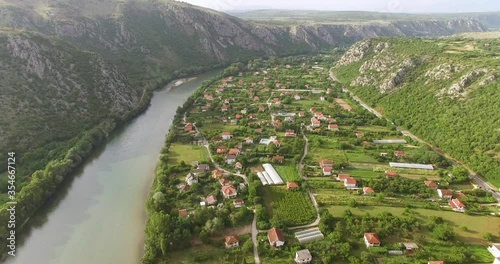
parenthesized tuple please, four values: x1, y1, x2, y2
(334, 37, 500, 187)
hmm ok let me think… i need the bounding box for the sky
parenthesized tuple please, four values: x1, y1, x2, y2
(178, 0, 500, 13)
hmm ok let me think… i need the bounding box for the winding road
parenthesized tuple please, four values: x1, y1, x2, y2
(328, 68, 500, 201)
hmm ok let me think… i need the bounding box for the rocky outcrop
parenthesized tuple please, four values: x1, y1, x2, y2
(437, 69, 489, 98)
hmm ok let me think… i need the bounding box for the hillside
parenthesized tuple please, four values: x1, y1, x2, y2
(333, 37, 500, 186)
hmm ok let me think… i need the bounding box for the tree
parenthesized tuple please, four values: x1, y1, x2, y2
(483, 232, 494, 241)
(242, 239, 254, 253)
(432, 223, 456, 241)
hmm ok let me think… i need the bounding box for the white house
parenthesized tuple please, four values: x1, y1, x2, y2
(294, 94, 301, 100)
(344, 177, 357, 189)
(488, 243, 500, 259)
(222, 132, 233, 140)
(226, 154, 237, 164)
(295, 249, 312, 263)
(437, 189, 453, 199)
(185, 173, 198, 186)
(364, 233, 381, 248)
(448, 198, 466, 212)
(268, 227, 285, 247)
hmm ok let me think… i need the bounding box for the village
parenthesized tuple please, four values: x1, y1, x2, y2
(158, 55, 500, 264)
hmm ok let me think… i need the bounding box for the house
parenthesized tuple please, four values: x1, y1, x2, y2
(437, 189, 453, 199)
(177, 184, 190, 192)
(204, 93, 214, 100)
(219, 178, 230, 186)
(273, 120, 282, 127)
(311, 117, 321, 127)
(225, 235, 239, 248)
(428, 262, 445, 264)
(424, 181, 438, 189)
(273, 140, 281, 147)
(228, 148, 240, 155)
(294, 94, 301, 100)
(233, 199, 245, 208)
(320, 96, 326, 101)
(394, 150, 406, 157)
(212, 169, 223, 179)
(287, 182, 299, 190)
(268, 227, 285, 247)
(336, 173, 351, 181)
(197, 164, 210, 171)
(255, 128, 263, 134)
(309, 107, 317, 113)
(488, 244, 500, 259)
(363, 187, 375, 195)
(245, 137, 254, 144)
(285, 130, 296, 137)
(186, 173, 198, 186)
(298, 112, 305, 117)
(314, 112, 326, 120)
(364, 232, 381, 248)
(273, 98, 281, 105)
(221, 185, 238, 199)
(294, 249, 312, 264)
(217, 146, 228, 154)
(344, 178, 357, 189)
(448, 198, 466, 212)
(235, 162, 243, 170)
(285, 116, 295, 123)
(178, 209, 188, 218)
(355, 132, 365, 138)
(184, 123, 193, 132)
(328, 124, 339, 131)
(222, 132, 233, 140)
(322, 167, 332, 176)
(403, 242, 419, 253)
(221, 105, 229, 111)
(385, 170, 397, 178)
(226, 154, 237, 164)
(327, 88, 333, 94)
(272, 155, 285, 164)
(206, 195, 218, 205)
(319, 160, 334, 169)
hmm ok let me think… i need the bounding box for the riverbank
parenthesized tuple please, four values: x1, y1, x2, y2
(0, 69, 221, 264)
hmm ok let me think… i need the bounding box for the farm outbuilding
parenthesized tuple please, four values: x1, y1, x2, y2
(389, 162, 434, 170)
(262, 163, 284, 185)
(373, 139, 407, 144)
(294, 228, 324, 244)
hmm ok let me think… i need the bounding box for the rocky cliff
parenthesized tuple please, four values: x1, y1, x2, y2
(333, 37, 500, 184)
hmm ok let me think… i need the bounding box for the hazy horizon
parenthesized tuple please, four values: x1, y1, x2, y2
(177, 0, 500, 14)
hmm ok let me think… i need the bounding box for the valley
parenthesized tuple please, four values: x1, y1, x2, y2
(144, 54, 499, 264)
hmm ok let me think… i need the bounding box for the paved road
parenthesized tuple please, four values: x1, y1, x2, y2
(251, 213, 261, 264)
(328, 68, 500, 201)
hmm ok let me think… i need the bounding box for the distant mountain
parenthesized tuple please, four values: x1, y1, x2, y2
(333, 37, 500, 186)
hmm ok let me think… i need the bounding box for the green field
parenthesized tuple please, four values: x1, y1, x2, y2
(168, 143, 208, 164)
(262, 186, 316, 226)
(167, 243, 254, 264)
(274, 165, 302, 182)
(325, 205, 500, 243)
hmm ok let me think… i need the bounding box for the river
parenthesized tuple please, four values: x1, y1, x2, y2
(6, 70, 220, 264)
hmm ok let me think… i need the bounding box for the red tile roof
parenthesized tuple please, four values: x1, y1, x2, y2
(363, 187, 375, 193)
(424, 181, 438, 188)
(206, 195, 217, 205)
(385, 170, 397, 177)
(345, 178, 357, 185)
(449, 198, 465, 209)
(178, 209, 188, 218)
(287, 182, 299, 189)
(225, 235, 239, 245)
(221, 185, 237, 196)
(364, 233, 380, 244)
(337, 173, 351, 181)
(268, 227, 284, 244)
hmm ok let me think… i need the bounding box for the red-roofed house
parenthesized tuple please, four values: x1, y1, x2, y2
(298, 112, 305, 117)
(328, 124, 339, 131)
(222, 132, 233, 140)
(217, 146, 227, 154)
(204, 94, 214, 100)
(225, 235, 239, 248)
(319, 160, 333, 168)
(235, 162, 243, 170)
(273, 140, 281, 147)
(245, 137, 254, 144)
(272, 155, 285, 164)
(385, 170, 397, 178)
(437, 189, 453, 199)
(219, 178, 230, 186)
(394, 150, 406, 157)
(323, 167, 333, 176)
(449, 198, 465, 212)
(355, 132, 364, 138)
(268, 227, 285, 247)
(221, 185, 238, 199)
(287, 182, 299, 190)
(311, 118, 321, 127)
(212, 169, 223, 179)
(178, 209, 188, 218)
(363, 187, 375, 195)
(428, 261, 445, 264)
(285, 130, 296, 137)
(336, 173, 351, 181)
(364, 233, 381, 248)
(221, 105, 229, 111)
(344, 178, 357, 189)
(206, 195, 218, 205)
(424, 181, 438, 189)
(228, 148, 240, 155)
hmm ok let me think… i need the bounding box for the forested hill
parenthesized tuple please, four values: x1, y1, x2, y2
(333, 37, 500, 186)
